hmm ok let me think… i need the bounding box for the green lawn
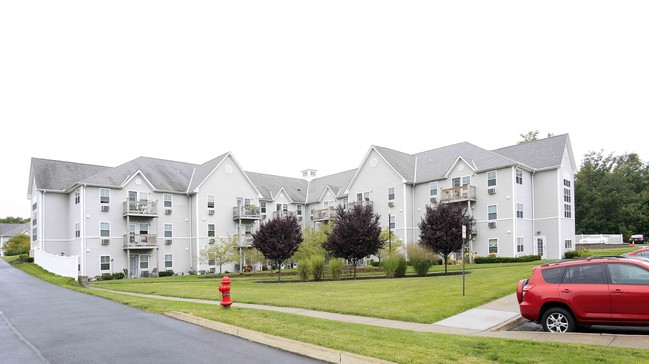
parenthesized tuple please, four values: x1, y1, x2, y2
(6, 256, 649, 363)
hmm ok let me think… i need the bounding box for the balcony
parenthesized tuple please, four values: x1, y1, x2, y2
(233, 205, 261, 220)
(122, 234, 157, 249)
(350, 200, 373, 208)
(238, 235, 254, 247)
(440, 185, 476, 203)
(272, 210, 296, 219)
(123, 200, 158, 217)
(313, 208, 338, 222)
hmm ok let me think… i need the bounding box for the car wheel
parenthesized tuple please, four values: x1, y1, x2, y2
(541, 307, 575, 333)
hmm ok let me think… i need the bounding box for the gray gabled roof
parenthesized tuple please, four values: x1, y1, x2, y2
(29, 158, 110, 195)
(493, 134, 570, 170)
(246, 172, 308, 203)
(81, 156, 197, 192)
(372, 146, 417, 182)
(0, 223, 30, 237)
(188, 153, 230, 192)
(306, 169, 356, 204)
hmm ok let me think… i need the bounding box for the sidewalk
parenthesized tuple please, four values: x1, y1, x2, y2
(91, 288, 649, 352)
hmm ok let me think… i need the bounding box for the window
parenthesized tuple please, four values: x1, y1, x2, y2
(276, 204, 288, 211)
(563, 264, 606, 284)
(164, 194, 172, 208)
(207, 224, 215, 237)
(164, 254, 173, 269)
(138, 192, 149, 201)
(462, 176, 471, 186)
(564, 188, 571, 203)
(517, 237, 524, 253)
(207, 195, 215, 209)
(100, 256, 111, 271)
(487, 171, 497, 187)
(608, 263, 649, 285)
(389, 215, 396, 230)
(260, 202, 267, 213)
(164, 224, 173, 238)
(388, 187, 395, 201)
(489, 239, 498, 254)
(100, 188, 110, 204)
(139, 255, 149, 270)
(245, 224, 253, 235)
(74, 189, 81, 204)
(453, 176, 471, 187)
(564, 179, 571, 187)
(564, 204, 572, 218)
(516, 169, 523, 184)
(564, 239, 573, 249)
(32, 227, 37, 241)
(429, 182, 438, 196)
(297, 205, 302, 216)
(75, 222, 80, 238)
(100, 222, 110, 237)
(488, 205, 497, 220)
(356, 193, 363, 201)
(541, 267, 566, 284)
(356, 192, 370, 201)
(516, 203, 524, 218)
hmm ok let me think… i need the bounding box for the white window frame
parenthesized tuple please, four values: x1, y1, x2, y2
(164, 224, 173, 238)
(388, 187, 395, 201)
(139, 254, 149, 270)
(100, 188, 110, 204)
(516, 203, 524, 219)
(207, 224, 215, 237)
(489, 239, 498, 254)
(429, 181, 438, 196)
(100, 255, 111, 271)
(564, 204, 572, 218)
(488, 205, 497, 220)
(487, 171, 497, 187)
(164, 194, 172, 208)
(516, 169, 523, 184)
(100, 222, 110, 237)
(74, 189, 81, 204)
(565, 239, 573, 249)
(164, 253, 173, 269)
(207, 195, 215, 209)
(75, 222, 80, 238)
(389, 215, 396, 230)
(516, 237, 524, 253)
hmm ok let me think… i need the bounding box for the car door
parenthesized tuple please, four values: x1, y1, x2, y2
(607, 262, 649, 322)
(558, 263, 611, 321)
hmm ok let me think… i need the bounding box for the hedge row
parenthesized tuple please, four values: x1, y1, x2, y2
(474, 255, 541, 264)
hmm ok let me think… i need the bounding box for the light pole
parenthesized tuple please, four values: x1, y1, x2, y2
(388, 210, 392, 255)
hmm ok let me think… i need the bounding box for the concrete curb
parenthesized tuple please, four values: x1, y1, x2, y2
(164, 312, 396, 364)
(488, 315, 526, 332)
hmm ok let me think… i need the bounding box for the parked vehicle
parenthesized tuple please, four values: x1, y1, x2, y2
(517, 256, 649, 333)
(629, 234, 646, 244)
(623, 247, 649, 257)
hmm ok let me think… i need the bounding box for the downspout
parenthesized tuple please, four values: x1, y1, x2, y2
(531, 169, 536, 255)
(195, 194, 200, 271)
(81, 185, 86, 277)
(512, 166, 517, 256)
(40, 190, 46, 252)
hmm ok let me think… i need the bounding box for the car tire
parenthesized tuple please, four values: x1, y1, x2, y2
(541, 307, 575, 333)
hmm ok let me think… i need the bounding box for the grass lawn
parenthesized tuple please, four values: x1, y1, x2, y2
(5, 254, 649, 363)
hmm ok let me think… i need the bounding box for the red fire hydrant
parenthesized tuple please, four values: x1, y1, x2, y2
(218, 276, 232, 309)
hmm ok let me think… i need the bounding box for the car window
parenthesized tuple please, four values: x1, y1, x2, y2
(608, 263, 649, 285)
(541, 267, 565, 284)
(562, 264, 606, 284)
(640, 251, 649, 257)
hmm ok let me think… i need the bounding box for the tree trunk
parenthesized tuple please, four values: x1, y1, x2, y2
(444, 254, 448, 275)
(353, 260, 357, 279)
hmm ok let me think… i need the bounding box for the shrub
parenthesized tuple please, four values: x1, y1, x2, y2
(188, 270, 197, 275)
(310, 256, 325, 281)
(407, 245, 436, 276)
(101, 273, 114, 280)
(297, 259, 311, 281)
(328, 258, 345, 280)
(564, 250, 580, 259)
(474, 255, 542, 264)
(158, 270, 175, 277)
(112, 272, 125, 280)
(382, 253, 407, 278)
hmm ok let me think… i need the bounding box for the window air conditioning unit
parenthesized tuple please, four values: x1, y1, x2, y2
(488, 188, 496, 195)
(430, 197, 437, 203)
(101, 205, 109, 212)
(165, 239, 172, 245)
(101, 239, 110, 245)
(208, 238, 215, 244)
(488, 222, 497, 228)
(297, 216, 303, 222)
(208, 209, 215, 215)
(388, 201, 395, 207)
(165, 209, 172, 215)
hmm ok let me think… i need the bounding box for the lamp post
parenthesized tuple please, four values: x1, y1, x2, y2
(388, 210, 392, 255)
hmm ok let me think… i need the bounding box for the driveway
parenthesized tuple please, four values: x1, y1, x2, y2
(0, 259, 323, 364)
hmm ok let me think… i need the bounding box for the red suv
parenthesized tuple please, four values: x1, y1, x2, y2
(517, 256, 649, 333)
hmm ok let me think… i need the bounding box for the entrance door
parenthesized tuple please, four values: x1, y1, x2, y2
(536, 237, 546, 259)
(129, 255, 139, 278)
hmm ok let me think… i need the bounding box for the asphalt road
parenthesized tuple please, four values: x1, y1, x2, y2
(0, 259, 323, 364)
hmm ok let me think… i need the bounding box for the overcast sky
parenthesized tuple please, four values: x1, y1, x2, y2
(1, 1, 648, 219)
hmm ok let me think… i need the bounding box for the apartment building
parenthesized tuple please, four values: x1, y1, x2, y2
(28, 134, 576, 279)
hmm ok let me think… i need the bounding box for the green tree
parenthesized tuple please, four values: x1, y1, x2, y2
(518, 131, 554, 144)
(575, 151, 649, 238)
(199, 235, 238, 274)
(0, 217, 29, 224)
(252, 215, 303, 280)
(418, 203, 474, 274)
(379, 228, 403, 258)
(323, 204, 385, 279)
(2, 234, 30, 256)
(293, 225, 329, 262)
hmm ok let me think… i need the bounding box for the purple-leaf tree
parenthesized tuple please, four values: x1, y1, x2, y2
(418, 203, 474, 274)
(251, 214, 303, 281)
(323, 204, 385, 279)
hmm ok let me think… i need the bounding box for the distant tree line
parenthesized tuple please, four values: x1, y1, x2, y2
(0, 217, 29, 224)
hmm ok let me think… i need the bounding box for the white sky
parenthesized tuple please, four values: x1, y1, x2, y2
(1, 1, 648, 218)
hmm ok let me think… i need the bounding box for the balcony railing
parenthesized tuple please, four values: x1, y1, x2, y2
(440, 185, 476, 203)
(350, 200, 373, 208)
(122, 234, 157, 248)
(233, 205, 261, 220)
(272, 211, 296, 219)
(123, 200, 158, 217)
(237, 235, 254, 247)
(313, 208, 338, 222)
